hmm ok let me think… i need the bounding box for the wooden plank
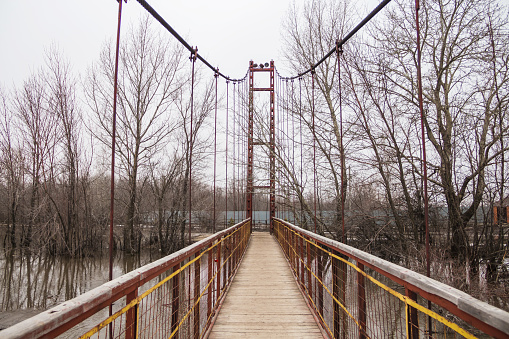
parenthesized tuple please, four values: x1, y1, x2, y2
(208, 232, 323, 339)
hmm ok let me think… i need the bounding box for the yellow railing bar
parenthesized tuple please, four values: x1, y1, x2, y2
(278, 224, 346, 336)
(170, 225, 249, 338)
(198, 226, 251, 338)
(80, 223, 247, 339)
(277, 221, 476, 339)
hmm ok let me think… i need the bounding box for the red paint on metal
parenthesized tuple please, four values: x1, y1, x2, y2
(194, 253, 201, 339)
(276, 219, 509, 339)
(414, 1, 432, 334)
(125, 289, 138, 339)
(357, 262, 367, 339)
(246, 61, 275, 233)
(171, 263, 180, 336)
(225, 81, 229, 229)
(213, 71, 218, 234)
(332, 250, 340, 339)
(189, 47, 197, 246)
(207, 243, 213, 320)
(269, 61, 275, 233)
(336, 41, 346, 244)
(216, 240, 221, 302)
(311, 69, 317, 234)
(109, 2, 124, 337)
(406, 288, 419, 339)
(246, 62, 254, 224)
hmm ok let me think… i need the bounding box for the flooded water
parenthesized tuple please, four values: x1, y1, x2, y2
(0, 248, 162, 330)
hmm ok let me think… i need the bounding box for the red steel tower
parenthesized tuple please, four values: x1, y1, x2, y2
(246, 60, 275, 233)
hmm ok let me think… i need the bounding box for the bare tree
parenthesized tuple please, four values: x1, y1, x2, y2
(371, 0, 509, 261)
(174, 74, 217, 248)
(342, 47, 426, 255)
(13, 71, 57, 248)
(0, 87, 25, 249)
(148, 154, 184, 254)
(281, 0, 353, 238)
(86, 18, 186, 253)
(43, 48, 84, 255)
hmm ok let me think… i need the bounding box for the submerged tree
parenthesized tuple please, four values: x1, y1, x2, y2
(0, 87, 24, 250)
(13, 71, 56, 248)
(44, 49, 84, 254)
(86, 17, 186, 253)
(280, 0, 509, 266)
(372, 0, 509, 261)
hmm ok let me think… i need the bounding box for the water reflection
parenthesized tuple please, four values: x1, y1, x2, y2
(0, 249, 160, 329)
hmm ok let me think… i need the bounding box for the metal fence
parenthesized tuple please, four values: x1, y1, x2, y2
(273, 218, 509, 339)
(1, 219, 251, 339)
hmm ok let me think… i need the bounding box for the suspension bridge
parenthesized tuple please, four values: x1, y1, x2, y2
(1, 0, 509, 338)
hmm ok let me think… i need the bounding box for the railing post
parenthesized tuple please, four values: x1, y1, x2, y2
(292, 229, 296, 270)
(300, 235, 305, 289)
(295, 230, 300, 278)
(241, 223, 245, 255)
(307, 237, 312, 303)
(236, 227, 240, 267)
(246, 221, 249, 250)
(284, 225, 288, 256)
(216, 240, 221, 302)
(125, 288, 138, 339)
(341, 256, 348, 339)
(223, 235, 227, 290)
(235, 228, 239, 267)
(357, 262, 366, 339)
(406, 288, 419, 339)
(332, 251, 340, 339)
(223, 233, 229, 287)
(194, 253, 201, 339)
(227, 232, 232, 282)
(207, 243, 213, 320)
(171, 263, 180, 337)
(317, 252, 324, 318)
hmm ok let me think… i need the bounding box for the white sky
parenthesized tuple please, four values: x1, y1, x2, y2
(0, 0, 379, 88)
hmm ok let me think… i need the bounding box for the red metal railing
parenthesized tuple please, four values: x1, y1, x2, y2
(1, 219, 251, 339)
(273, 218, 509, 339)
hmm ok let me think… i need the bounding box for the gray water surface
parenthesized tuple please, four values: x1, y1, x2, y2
(0, 249, 161, 330)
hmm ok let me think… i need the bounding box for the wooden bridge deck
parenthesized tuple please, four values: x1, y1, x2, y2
(208, 232, 323, 339)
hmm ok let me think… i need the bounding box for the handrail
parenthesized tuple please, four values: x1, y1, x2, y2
(1, 219, 252, 339)
(273, 218, 509, 338)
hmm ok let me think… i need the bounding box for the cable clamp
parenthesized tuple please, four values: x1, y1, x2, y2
(190, 47, 198, 62)
(336, 39, 343, 55)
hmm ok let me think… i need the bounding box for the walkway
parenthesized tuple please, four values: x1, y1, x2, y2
(208, 232, 323, 339)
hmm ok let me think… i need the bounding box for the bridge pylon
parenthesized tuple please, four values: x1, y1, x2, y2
(246, 60, 275, 233)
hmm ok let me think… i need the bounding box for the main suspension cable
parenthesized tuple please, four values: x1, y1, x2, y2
(135, 0, 246, 82)
(279, 0, 392, 80)
(134, 0, 390, 92)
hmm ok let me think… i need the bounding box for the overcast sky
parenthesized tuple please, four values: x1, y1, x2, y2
(0, 0, 379, 89)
